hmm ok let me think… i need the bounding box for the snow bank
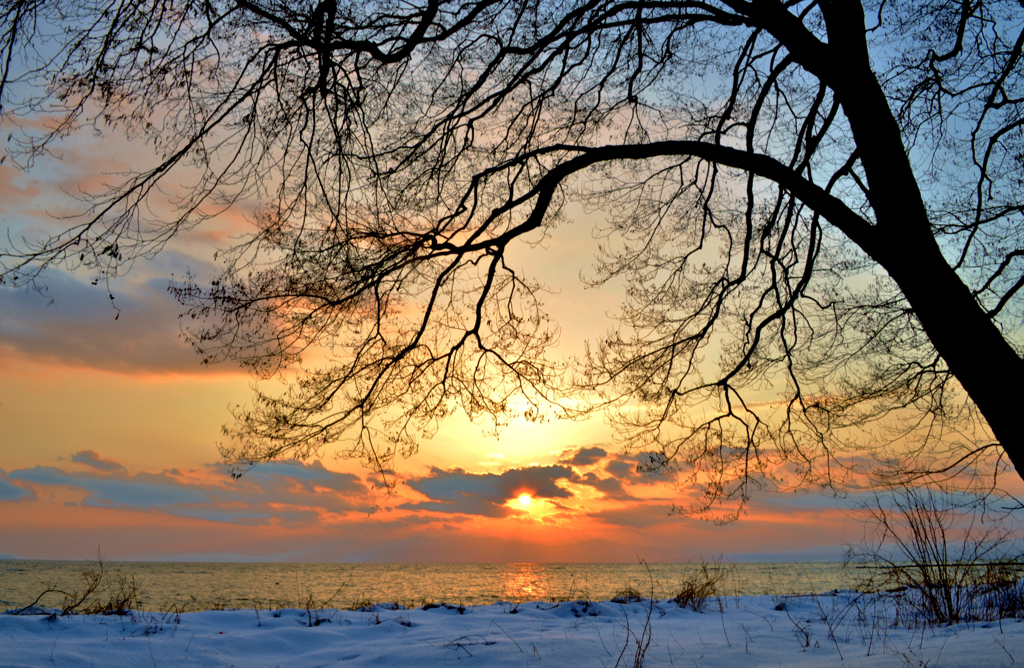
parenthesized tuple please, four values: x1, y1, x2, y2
(3, 593, 1021, 667)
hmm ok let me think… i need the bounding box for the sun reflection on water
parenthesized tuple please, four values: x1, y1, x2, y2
(499, 563, 550, 602)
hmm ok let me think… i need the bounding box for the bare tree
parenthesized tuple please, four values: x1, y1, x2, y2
(1, 1, 1021, 514)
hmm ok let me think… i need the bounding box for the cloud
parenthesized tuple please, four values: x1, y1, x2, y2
(588, 504, 677, 529)
(573, 471, 633, 500)
(214, 460, 371, 520)
(560, 446, 608, 467)
(9, 466, 208, 507)
(71, 450, 127, 473)
(5, 458, 372, 525)
(241, 460, 366, 494)
(412, 466, 576, 501)
(0, 163, 40, 204)
(604, 459, 636, 479)
(556, 445, 671, 486)
(602, 452, 676, 482)
(0, 268, 239, 374)
(402, 497, 515, 519)
(0, 476, 30, 501)
(402, 465, 576, 517)
(398, 447, 655, 514)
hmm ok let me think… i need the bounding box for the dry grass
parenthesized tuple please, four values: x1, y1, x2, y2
(673, 560, 729, 612)
(611, 584, 647, 604)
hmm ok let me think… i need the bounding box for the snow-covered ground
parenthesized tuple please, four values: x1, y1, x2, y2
(3, 593, 1021, 667)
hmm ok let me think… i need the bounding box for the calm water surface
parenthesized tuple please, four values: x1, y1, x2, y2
(0, 560, 864, 612)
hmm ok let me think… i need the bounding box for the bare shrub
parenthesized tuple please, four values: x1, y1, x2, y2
(13, 558, 142, 616)
(80, 570, 141, 615)
(848, 488, 1023, 625)
(673, 561, 729, 612)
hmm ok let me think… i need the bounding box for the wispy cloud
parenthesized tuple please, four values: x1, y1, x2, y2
(6, 455, 374, 527)
(71, 450, 127, 473)
(0, 270, 203, 373)
(0, 246, 258, 377)
(10, 466, 209, 507)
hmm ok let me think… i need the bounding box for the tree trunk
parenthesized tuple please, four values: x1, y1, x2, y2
(878, 226, 1024, 476)
(818, 3, 1024, 476)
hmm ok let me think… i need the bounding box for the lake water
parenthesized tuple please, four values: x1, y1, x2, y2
(0, 560, 866, 612)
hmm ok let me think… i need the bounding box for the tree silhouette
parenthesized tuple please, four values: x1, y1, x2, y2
(1, 0, 1022, 515)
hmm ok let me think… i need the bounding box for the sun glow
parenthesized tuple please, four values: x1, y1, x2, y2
(516, 493, 532, 507)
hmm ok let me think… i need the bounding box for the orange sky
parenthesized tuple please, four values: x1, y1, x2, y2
(0, 113, 877, 563)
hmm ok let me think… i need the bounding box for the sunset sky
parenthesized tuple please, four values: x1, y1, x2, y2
(0, 111, 883, 564)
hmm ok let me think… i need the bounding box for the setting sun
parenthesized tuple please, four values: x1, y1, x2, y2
(517, 493, 532, 507)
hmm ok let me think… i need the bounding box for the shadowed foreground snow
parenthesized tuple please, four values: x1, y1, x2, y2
(3, 593, 1021, 667)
